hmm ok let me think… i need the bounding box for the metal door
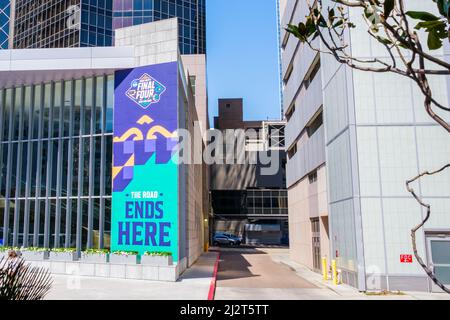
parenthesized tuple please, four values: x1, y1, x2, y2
(311, 218, 321, 272)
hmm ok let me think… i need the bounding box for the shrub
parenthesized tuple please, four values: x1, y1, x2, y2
(143, 251, 172, 257)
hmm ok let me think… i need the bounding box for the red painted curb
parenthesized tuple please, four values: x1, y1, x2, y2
(207, 252, 220, 300)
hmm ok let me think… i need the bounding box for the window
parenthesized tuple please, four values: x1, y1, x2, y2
(308, 171, 318, 184)
(285, 104, 295, 121)
(307, 110, 323, 137)
(283, 63, 293, 85)
(287, 143, 297, 159)
(304, 57, 320, 89)
(0, 75, 113, 249)
(226, 103, 231, 108)
(189, 75, 196, 96)
(281, 32, 289, 49)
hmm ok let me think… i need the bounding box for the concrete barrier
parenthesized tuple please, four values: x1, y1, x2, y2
(24, 258, 187, 282)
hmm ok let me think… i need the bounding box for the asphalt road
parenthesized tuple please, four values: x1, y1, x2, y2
(214, 247, 327, 299)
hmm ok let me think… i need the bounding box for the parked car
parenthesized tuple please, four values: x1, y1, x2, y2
(213, 233, 241, 246)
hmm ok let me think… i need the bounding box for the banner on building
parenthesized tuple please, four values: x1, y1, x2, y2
(111, 62, 179, 261)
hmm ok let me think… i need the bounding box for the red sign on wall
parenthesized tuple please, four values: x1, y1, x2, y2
(400, 254, 413, 263)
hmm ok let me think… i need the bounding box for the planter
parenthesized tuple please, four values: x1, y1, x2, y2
(20, 250, 49, 261)
(141, 255, 173, 266)
(80, 253, 109, 263)
(109, 253, 139, 265)
(49, 251, 78, 262)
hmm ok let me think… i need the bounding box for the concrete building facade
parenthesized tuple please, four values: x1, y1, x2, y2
(210, 98, 288, 245)
(281, 0, 330, 273)
(0, 19, 208, 276)
(281, 0, 450, 292)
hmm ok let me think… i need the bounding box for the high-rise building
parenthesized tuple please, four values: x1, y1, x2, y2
(6, 1, 206, 55)
(0, 0, 10, 49)
(12, 0, 113, 48)
(112, 0, 206, 54)
(281, 0, 450, 292)
(277, 0, 286, 119)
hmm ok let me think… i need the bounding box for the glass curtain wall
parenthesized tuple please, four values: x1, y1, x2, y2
(112, 0, 206, 54)
(0, 75, 114, 250)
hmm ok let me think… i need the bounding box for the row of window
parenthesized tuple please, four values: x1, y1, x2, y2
(1, 198, 112, 249)
(0, 137, 113, 199)
(0, 76, 115, 249)
(211, 190, 288, 216)
(0, 0, 10, 49)
(287, 110, 323, 160)
(285, 56, 321, 120)
(113, 0, 201, 11)
(14, 0, 113, 48)
(114, 7, 198, 20)
(0, 77, 114, 143)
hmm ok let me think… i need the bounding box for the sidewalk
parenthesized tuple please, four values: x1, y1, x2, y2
(266, 248, 450, 300)
(45, 251, 218, 300)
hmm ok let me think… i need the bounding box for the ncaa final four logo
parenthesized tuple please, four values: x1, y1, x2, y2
(125, 73, 166, 109)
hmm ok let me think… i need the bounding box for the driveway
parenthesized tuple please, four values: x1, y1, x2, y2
(214, 247, 340, 300)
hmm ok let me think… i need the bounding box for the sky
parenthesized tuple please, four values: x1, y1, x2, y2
(206, 0, 282, 125)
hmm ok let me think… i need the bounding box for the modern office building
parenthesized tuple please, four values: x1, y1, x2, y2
(281, 0, 450, 292)
(277, 0, 287, 119)
(210, 98, 288, 245)
(11, 0, 113, 48)
(0, 0, 10, 49)
(112, 0, 206, 54)
(0, 19, 209, 278)
(5, 1, 206, 55)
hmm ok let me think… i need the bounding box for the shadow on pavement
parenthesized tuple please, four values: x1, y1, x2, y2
(216, 249, 264, 281)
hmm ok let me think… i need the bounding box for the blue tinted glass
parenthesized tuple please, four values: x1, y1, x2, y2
(143, 0, 153, 10)
(82, 12, 89, 24)
(89, 32, 97, 45)
(134, 0, 143, 10)
(90, 11, 97, 25)
(80, 30, 88, 43)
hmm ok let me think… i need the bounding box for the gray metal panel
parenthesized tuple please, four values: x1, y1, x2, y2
(23, 85, 35, 247)
(3, 88, 15, 245)
(382, 276, 429, 292)
(87, 77, 97, 249)
(12, 87, 24, 246)
(286, 125, 325, 188)
(285, 73, 323, 148)
(33, 84, 44, 247)
(65, 80, 75, 248)
(99, 75, 107, 249)
(43, 82, 55, 249)
(54, 80, 65, 247)
(76, 78, 86, 253)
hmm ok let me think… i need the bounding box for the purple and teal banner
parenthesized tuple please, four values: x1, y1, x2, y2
(111, 62, 179, 261)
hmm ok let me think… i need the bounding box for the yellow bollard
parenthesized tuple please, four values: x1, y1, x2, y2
(331, 259, 338, 285)
(322, 257, 328, 280)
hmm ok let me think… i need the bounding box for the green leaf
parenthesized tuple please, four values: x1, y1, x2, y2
(384, 0, 395, 18)
(405, 11, 441, 21)
(376, 35, 392, 45)
(427, 30, 443, 49)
